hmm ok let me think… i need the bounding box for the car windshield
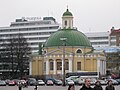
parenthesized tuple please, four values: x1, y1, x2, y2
(0, 81, 5, 83)
(67, 80, 73, 82)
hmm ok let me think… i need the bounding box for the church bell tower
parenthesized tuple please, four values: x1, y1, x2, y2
(62, 8, 73, 29)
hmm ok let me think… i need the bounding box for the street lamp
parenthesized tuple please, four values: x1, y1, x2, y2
(83, 46, 86, 70)
(60, 38, 67, 86)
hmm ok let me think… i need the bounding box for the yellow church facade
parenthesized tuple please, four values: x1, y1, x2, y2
(29, 9, 106, 78)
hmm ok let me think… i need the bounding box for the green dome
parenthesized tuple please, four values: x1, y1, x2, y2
(63, 9, 73, 16)
(44, 29, 92, 47)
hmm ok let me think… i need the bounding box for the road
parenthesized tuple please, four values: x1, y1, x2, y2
(0, 85, 120, 90)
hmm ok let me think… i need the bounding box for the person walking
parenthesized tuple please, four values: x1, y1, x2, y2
(80, 78, 93, 90)
(68, 84, 75, 90)
(105, 80, 115, 90)
(18, 82, 22, 90)
(93, 81, 103, 90)
(34, 82, 38, 90)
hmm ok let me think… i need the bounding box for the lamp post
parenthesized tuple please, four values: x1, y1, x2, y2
(60, 38, 67, 86)
(83, 46, 86, 70)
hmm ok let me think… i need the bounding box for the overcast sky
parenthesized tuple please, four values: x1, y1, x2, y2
(0, 0, 120, 33)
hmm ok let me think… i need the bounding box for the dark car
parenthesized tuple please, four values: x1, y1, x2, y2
(54, 79, 62, 85)
(27, 78, 36, 86)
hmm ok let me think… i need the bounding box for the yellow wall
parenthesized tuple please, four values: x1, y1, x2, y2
(32, 56, 43, 76)
(73, 57, 97, 72)
(31, 47, 100, 76)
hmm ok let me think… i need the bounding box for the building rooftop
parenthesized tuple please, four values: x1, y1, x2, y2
(44, 29, 92, 47)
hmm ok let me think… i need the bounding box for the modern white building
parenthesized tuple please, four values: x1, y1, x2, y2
(0, 17, 59, 53)
(85, 31, 116, 48)
(0, 16, 117, 54)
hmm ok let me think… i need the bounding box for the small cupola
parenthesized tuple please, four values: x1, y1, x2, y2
(62, 8, 73, 29)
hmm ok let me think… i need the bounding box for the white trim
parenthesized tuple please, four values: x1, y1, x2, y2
(46, 60, 49, 75)
(69, 59, 72, 72)
(29, 61, 32, 75)
(53, 59, 56, 74)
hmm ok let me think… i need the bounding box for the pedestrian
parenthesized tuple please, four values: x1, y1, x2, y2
(105, 80, 115, 90)
(94, 81, 103, 90)
(68, 84, 75, 90)
(18, 82, 22, 90)
(34, 82, 38, 90)
(80, 78, 93, 90)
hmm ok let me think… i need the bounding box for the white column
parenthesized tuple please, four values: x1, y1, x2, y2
(53, 59, 56, 74)
(100, 60, 102, 75)
(97, 58, 100, 78)
(103, 60, 106, 75)
(29, 61, 32, 75)
(104, 60, 106, 75)
(62, 59, 64, 75)
(102, 60, 104, 75)
(46, 60, 49, 75)
(69, 59, 72, 72)
(104, 60, 105, 75)
(101, 60, 103, 75)
(102, 61, 104, 75)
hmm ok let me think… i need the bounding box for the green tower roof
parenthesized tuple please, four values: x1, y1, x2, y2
(63, 9, 73, 16)
(44, 29, 92, 47)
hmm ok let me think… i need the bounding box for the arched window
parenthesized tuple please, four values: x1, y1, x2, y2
(49, 59, 53, 70)
(76, 49, 82, 53)
(65, 20, 67, 26)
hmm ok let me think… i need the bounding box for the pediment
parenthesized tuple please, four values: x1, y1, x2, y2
(45, 48, 73, 56)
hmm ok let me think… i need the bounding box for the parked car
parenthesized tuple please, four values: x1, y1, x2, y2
(0, 80, 6, 86)
(54, 79, 62, 85)
(8, 80, 16, 86)
(106, 79, 118, 85)
(78, 78, 85, 85)
(90, 78, 96, 85)
(97, 80, 107, 85)
(27, 78, 37, 86)
(66, 76, 79, 85)
(12, 79, 19, 85)
(46, 80, 54, 86)
(111, 79, 118, 85)
(115, 79, 120, 85)
(66, 79, 74, 85)
(5, 79, 10, 85)
(37, 80, 45, 86)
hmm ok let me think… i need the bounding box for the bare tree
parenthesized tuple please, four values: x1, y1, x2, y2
(0, 33, 31, 79)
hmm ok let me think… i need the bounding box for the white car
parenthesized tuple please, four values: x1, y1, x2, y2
(66, 79, 74, 85)
(37, 80, 45, 85)
(78, 78, 85, 85)
(106, 79, 118, 85)
(20, 80, 27, 84)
